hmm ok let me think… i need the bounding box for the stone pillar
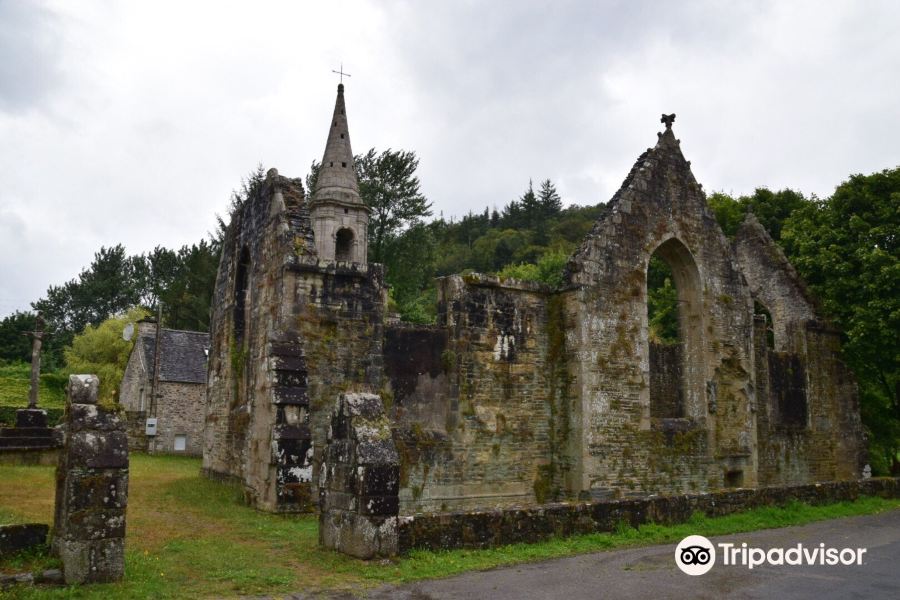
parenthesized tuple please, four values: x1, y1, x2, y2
(319, 393, 399, 559)
(53, 375, 128, 584)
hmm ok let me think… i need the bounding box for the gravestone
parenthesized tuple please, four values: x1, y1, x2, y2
(52, 375, 128, 584)
(319, 392, 399, 559)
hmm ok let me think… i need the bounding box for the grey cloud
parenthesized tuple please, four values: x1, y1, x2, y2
(0, 2, 63, 112)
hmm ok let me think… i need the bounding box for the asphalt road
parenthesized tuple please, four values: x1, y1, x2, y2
(299, 508, 900, 600)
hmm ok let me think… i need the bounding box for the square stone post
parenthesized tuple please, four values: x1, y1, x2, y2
(319, 393, 399, 558)
(52, 375, 129, 584)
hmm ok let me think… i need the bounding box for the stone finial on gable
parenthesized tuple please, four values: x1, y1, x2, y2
(661, 113, 676, 129)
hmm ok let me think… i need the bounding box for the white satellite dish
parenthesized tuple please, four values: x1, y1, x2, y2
(122, 322, 135, 341)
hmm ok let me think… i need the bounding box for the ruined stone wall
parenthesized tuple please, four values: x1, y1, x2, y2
(283, 260, 386, 509)
(733, 214, 817, 350)
(736, 215, 864, 485)
(203, 168, 316, 509)
(148, 382, 204, 456)
(564, 128, 757, 498)
(649, 342, 684, 419)
(204, 167, 385, 512)
(383, 274, 559, 513)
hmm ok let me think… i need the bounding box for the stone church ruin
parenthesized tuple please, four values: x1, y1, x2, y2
(202, 85, 865, 523)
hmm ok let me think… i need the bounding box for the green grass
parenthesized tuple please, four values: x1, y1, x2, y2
(0, 362, 67, 409)
(1, 454, 898, 598)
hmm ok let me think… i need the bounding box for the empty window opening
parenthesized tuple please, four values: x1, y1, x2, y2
(333, 121, 336, 127)
(340, 133, 345, 139)
(647, 238, 703, 420)
(648, 256, 678, 346)
(234, 246, 250, 343)
(341, 162, 347, 168)
(725, 470, 744, 488)
(648, 255, 683, 418)
(335, 228, 354, 262)
(343, 208, 349, 214)
(174, 434, 187, 452)
(329, 161, 334, 167)
(754, 300, 775, 349)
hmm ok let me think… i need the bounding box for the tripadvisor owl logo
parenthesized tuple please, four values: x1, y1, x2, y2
(675, 535, 716, 576)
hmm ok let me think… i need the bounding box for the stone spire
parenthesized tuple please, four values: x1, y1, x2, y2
(309, 83, 370, 264)
(312, 83, 362, 205)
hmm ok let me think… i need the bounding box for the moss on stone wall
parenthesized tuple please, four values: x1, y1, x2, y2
(543, 294, 573, 500)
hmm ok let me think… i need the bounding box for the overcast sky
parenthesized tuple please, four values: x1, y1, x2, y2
(1, 0, 899, 317)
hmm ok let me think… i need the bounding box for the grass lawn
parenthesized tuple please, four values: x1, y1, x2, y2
(0, 454, 898, 598)
(0, 363, 66, 410)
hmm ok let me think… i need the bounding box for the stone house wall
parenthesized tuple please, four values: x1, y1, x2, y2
(148, 381, 205, 455)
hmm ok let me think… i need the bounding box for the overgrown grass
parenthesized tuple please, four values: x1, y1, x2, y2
(1, 455, 897, 598)
(0, 362, 67, 409)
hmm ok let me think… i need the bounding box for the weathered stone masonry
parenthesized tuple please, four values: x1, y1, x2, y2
(203, 172, 384, 512)
(203, 88, 865, 529)
(53, 375, 128, 584)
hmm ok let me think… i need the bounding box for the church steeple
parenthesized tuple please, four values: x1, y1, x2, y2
(313, 84, 362, 203)
(309, 83, 370, 264)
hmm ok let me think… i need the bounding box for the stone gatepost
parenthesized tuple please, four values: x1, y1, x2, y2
(52, 375, 128, 584)
(319, 393, 399, 559)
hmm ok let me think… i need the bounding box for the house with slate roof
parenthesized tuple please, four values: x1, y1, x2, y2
(119, 318, 209, 456)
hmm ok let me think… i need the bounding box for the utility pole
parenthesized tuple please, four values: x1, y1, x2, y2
(149, 302, 163, 419)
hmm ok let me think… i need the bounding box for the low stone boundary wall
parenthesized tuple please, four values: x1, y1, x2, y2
(0, 524, 48, 558)
(399, 478, 900, 552)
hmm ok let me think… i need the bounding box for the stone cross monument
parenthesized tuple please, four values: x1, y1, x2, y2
(23, 313, 47, 409)
(17, 313, 49, 428)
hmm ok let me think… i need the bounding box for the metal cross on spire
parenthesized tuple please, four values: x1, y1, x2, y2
(332, 63, 352, 84)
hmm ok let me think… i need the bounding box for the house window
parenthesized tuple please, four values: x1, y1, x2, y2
(174, 435, 187, 452)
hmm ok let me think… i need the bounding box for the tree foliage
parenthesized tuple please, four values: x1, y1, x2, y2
(63, 307, 148, 406)
(0, 311, 38, 365)
(356, 148, 433, 264)
(647, 257, 679, 345)
(781, 167, 900, 474)
(707, 188, 812, 239)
